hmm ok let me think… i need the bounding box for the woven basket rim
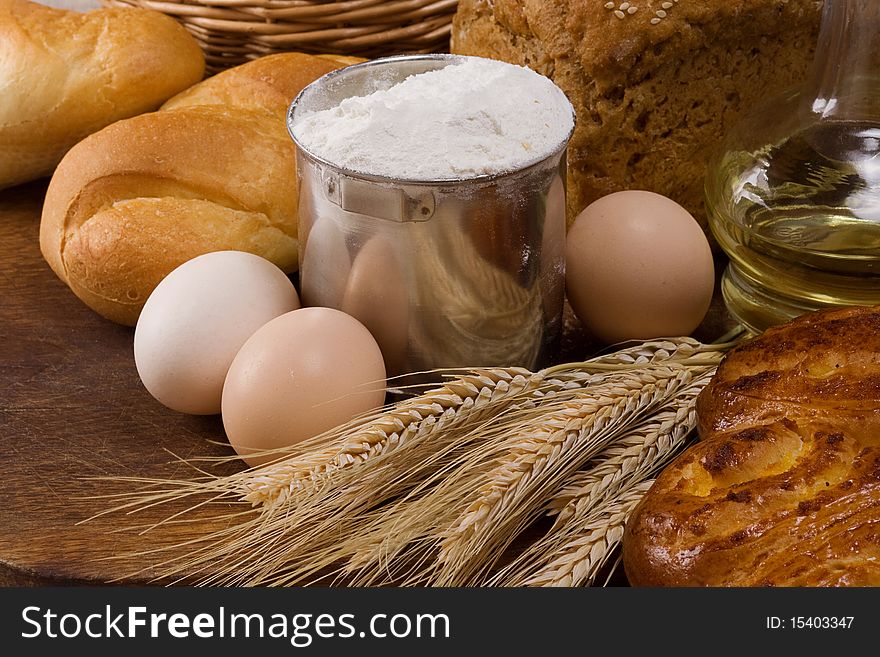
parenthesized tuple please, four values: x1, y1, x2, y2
(103, 0, 457, 72)
(109, 0, 456, 14)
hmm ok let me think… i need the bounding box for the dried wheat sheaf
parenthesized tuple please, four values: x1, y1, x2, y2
(96, 336, 739, 586)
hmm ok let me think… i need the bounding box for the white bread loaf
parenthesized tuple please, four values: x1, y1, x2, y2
(0, 0, 205, 189)
(40, 53, 358, 326)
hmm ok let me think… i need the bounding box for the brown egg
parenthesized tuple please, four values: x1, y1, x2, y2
(565, 191, 715, 344)
(300, 215, 352, 308)
(341, 236, 410, 377)
(221, 307, 386, 467)
(540, 174, 567, 321)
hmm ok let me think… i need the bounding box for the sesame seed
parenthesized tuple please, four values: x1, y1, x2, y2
(604, 1, 615, 8)
(614, 9, 625, 18)
(650, 17, 661, 24)
(619, 2, 630, 9)
(656, 9, 667, 17)
(661, 1, 673, 7)
(627, 5, 638, 13)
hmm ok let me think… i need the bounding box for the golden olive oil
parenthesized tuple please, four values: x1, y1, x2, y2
(708, 121, 880, 332)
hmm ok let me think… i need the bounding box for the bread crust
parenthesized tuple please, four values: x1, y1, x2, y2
(0, 0, 205, 189)
(623, 306, 880, 586)
(39, 53, 347, 326)
(451, 0, 822, 230)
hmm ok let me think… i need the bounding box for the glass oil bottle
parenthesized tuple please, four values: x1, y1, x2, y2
(706, 0, 880, 332)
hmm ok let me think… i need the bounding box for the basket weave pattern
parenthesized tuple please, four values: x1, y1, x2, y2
(105, 0, 458, 73)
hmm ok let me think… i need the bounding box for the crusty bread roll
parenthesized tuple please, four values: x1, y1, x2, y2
(451, 0, 821, 230)
(40, 53, 356, 326)
(623, 305, 880, 586)
(0, 0, 204, 190)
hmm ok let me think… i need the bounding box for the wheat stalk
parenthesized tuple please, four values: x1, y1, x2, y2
(91, 336, 740, 586)
(86, 368, 538, 583)
(547, 380, 705, 528)
(237, 367, 628, 510)
(227, 368, 636, 586)
(491, 375, 709, 586)
(223, 367, 701, 588)
(99, 367, 615, 586)
(238, 368, 543, 506)
(342, 359, 717, 586)
(236, 336, 725, 508)
(522, 481, 654, 587)
(338, 368, 670, 585)
(427, 364, 699, 586)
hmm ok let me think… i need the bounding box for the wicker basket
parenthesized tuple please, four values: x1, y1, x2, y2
(104, 0, 458, 73)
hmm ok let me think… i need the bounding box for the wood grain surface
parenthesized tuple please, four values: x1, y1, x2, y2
(0, 180, 736, 586)
(0, 181, 246, 586)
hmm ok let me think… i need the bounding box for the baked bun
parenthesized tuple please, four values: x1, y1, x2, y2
(624, 305, 880, 586)
(40, 53, 355, 326)
(0, 0, 204, 190)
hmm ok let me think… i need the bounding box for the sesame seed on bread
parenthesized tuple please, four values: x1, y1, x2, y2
(452, 0, 823, 235)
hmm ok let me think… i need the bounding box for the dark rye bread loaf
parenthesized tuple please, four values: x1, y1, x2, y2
(623, 306, 880, 586)
(451, 0, 822, 231)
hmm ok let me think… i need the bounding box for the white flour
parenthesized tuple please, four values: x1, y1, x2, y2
(291, 57, 574, 180)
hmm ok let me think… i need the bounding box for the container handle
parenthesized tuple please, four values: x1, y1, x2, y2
(323, 171, 435, 222)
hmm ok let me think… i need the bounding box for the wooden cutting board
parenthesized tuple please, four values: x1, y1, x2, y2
(0, 180, 736, 586)
(0, 181, 247, 586)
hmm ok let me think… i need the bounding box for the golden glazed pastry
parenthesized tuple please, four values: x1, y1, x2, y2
(451, 0, 822, 230)
(0, 0, 204, 189)
(40, 53, 358, 326)
(623, 305, 880, 586)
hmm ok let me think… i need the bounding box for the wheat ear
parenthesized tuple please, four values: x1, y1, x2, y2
(339, 361, 717, 586)
(93, 337, 738, 586)
(238, 368, 544, 506)
(429, 364, 698, 586)
(523, 481, 654, 587)
(547, 378, 706, 528)
(226, 369, 631, 587)
(332, 367, 662, 585)
(234, 338, 724, 510)
(492, 375, 709, 586)
(243, 337, 725, 507)
(105, 368, 620, 586)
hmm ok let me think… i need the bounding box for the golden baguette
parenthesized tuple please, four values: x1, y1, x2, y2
(0, 0, 204, 190)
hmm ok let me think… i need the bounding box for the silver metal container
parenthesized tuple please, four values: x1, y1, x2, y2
(287, 54, 574, 378)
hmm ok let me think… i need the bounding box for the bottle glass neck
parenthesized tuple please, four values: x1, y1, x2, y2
(810, 0, 880, 120)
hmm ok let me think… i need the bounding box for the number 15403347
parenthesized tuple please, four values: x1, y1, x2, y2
(766, 616, 854, 630)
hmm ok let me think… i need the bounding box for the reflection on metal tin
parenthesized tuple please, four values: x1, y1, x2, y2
(288, 54, 574, 379)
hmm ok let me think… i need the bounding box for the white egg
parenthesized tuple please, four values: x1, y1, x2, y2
(134, 251, 300, 415)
